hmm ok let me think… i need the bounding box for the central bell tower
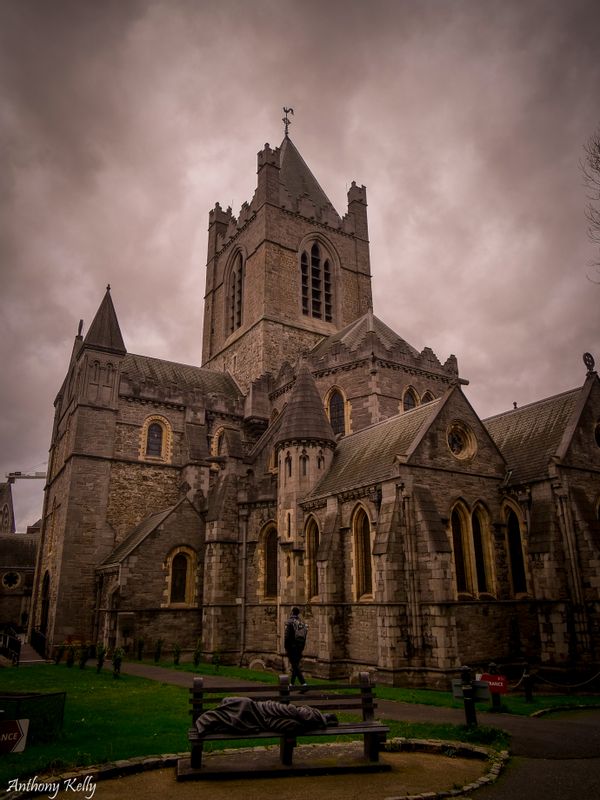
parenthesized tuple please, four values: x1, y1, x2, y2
(201, 129, 372, 390)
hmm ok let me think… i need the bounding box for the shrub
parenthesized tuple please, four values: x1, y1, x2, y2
(153, 639, 163, 663)
(53, 644, 65, 665)
(96, 643, 106, 674)
(193, 639, 202, 667)
(173, 642, 181, 666)
(78, 644, 91, 669)
(112, 647, 124, 679)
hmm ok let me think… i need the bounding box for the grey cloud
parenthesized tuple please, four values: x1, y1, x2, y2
(1, 0, 599, 527)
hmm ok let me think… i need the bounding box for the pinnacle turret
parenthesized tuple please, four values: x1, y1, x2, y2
(275, 363, 336, 448)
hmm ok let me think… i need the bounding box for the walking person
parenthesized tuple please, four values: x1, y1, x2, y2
(284, 606, 308, 691)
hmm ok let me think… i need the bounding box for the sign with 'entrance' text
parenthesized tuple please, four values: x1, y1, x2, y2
(0, 719, 29, 753)
(479, 673, 508, 694)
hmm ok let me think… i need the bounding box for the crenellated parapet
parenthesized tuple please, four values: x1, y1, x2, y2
(210, 139, 370, 257)
(347, 181, 367, 205)
(209, 201, 233, 227)
(257, 142, 280, 168)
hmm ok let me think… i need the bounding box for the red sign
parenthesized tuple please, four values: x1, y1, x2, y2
(0, 719, 29, 753)
(480, 674, 508, 694)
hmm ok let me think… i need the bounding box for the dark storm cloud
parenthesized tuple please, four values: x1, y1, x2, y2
(1, 0, 599, 526)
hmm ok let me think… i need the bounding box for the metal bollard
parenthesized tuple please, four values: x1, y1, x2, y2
(461, 665, 478, 726)
(523, 665, 534, 702)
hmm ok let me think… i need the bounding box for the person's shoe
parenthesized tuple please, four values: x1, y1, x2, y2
(300, 683, 309, 693)
(324, 713, 338, 726)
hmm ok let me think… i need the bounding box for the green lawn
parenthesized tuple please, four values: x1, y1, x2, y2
(1, 660, 595, 782)
(1, 664, 189, 784)
(152, 656, 600, 716)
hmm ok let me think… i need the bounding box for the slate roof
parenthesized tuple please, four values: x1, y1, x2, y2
(275, 363, 336, 447)
(310, 310, 420, 361)
(305, 399, 441, 500)
(122, 354, 242, 401)
(0, 533, 39, 569)
(99, 504, 179, 567)
(484, 388, 581, 484)
(279, 136, 338, 215)
(83, 287, 126, 354)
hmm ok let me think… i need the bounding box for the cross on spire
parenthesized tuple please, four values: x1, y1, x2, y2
(282, 107, 294, 137)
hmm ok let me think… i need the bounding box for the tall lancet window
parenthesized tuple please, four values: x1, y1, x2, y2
(354, 507, 373, 599)
(301, 242, 333, 322)
(306, 518, 320, 599)
(328, 389, 345, 436)
(227, 252, 244, 334)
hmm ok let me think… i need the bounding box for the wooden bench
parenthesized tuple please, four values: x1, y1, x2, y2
(177, 671, 389, 776)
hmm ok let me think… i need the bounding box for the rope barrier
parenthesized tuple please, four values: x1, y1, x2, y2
(532, 669, 600, 690)
(505, 667, 600, 692)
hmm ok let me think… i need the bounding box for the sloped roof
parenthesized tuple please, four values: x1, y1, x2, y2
(484, 388, 581, 484)
(305, 399, 442, 500)
(100, 504, 178, 567)
(83, 287, 126, 354)
(0, 532, 39, 568)
(279, 136, 337, 215)
(310, 310, 420, 361)
(275, 363, 336, 447)
(122, 354, 242, 401)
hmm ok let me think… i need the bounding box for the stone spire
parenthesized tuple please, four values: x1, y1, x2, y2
(275, 363, 336, 448)
(83, 285, 126, 354)
(278, 136, 337, 215)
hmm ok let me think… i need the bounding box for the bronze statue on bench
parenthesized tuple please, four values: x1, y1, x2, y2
(196, 695, 338, 736)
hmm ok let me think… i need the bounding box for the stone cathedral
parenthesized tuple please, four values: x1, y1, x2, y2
(29, 128, 600, 686)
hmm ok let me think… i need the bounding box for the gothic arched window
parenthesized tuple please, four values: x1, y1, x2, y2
(451, 507, 469, 595)
(1, 505, 10, 533)
(264, 526, 278, 598)
(170, 553, 189, 604)
(300, 450, 309, 476)
(354, 507, 373, 599)
(472, 508, 490, 595)
(166, 547, 196, 606)
(301, 242, 333, 322)
(227, 252, 244, 335)
(146, 423, 163, 457)
(506, 509, 527, 595)
(140, 415, 172, 462)
(328, 389, 345, 436)
(306, 518, 320, 599)
(451, 504, 494, 598)
(402, 387, 418, 412)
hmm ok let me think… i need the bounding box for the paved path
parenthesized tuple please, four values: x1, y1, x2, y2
(117, 662, 600, 798)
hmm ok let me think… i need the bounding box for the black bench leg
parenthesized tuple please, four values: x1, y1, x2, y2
(363, 733, 380, 762)
(191, 741, 204, 769)
(280, 735, 296, 766)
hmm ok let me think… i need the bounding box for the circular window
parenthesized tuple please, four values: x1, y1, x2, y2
(2, 571, 21, 590)
(447, 422, 477, 460)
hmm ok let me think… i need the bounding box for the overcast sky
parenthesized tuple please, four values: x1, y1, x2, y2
(1, 0, 599, 529)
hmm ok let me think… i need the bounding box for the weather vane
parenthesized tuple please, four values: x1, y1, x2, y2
(583, 352, 595, 373)
(282, 107, 294, 136)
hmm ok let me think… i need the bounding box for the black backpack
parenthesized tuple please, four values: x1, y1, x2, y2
(291, 617, 308, 648)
